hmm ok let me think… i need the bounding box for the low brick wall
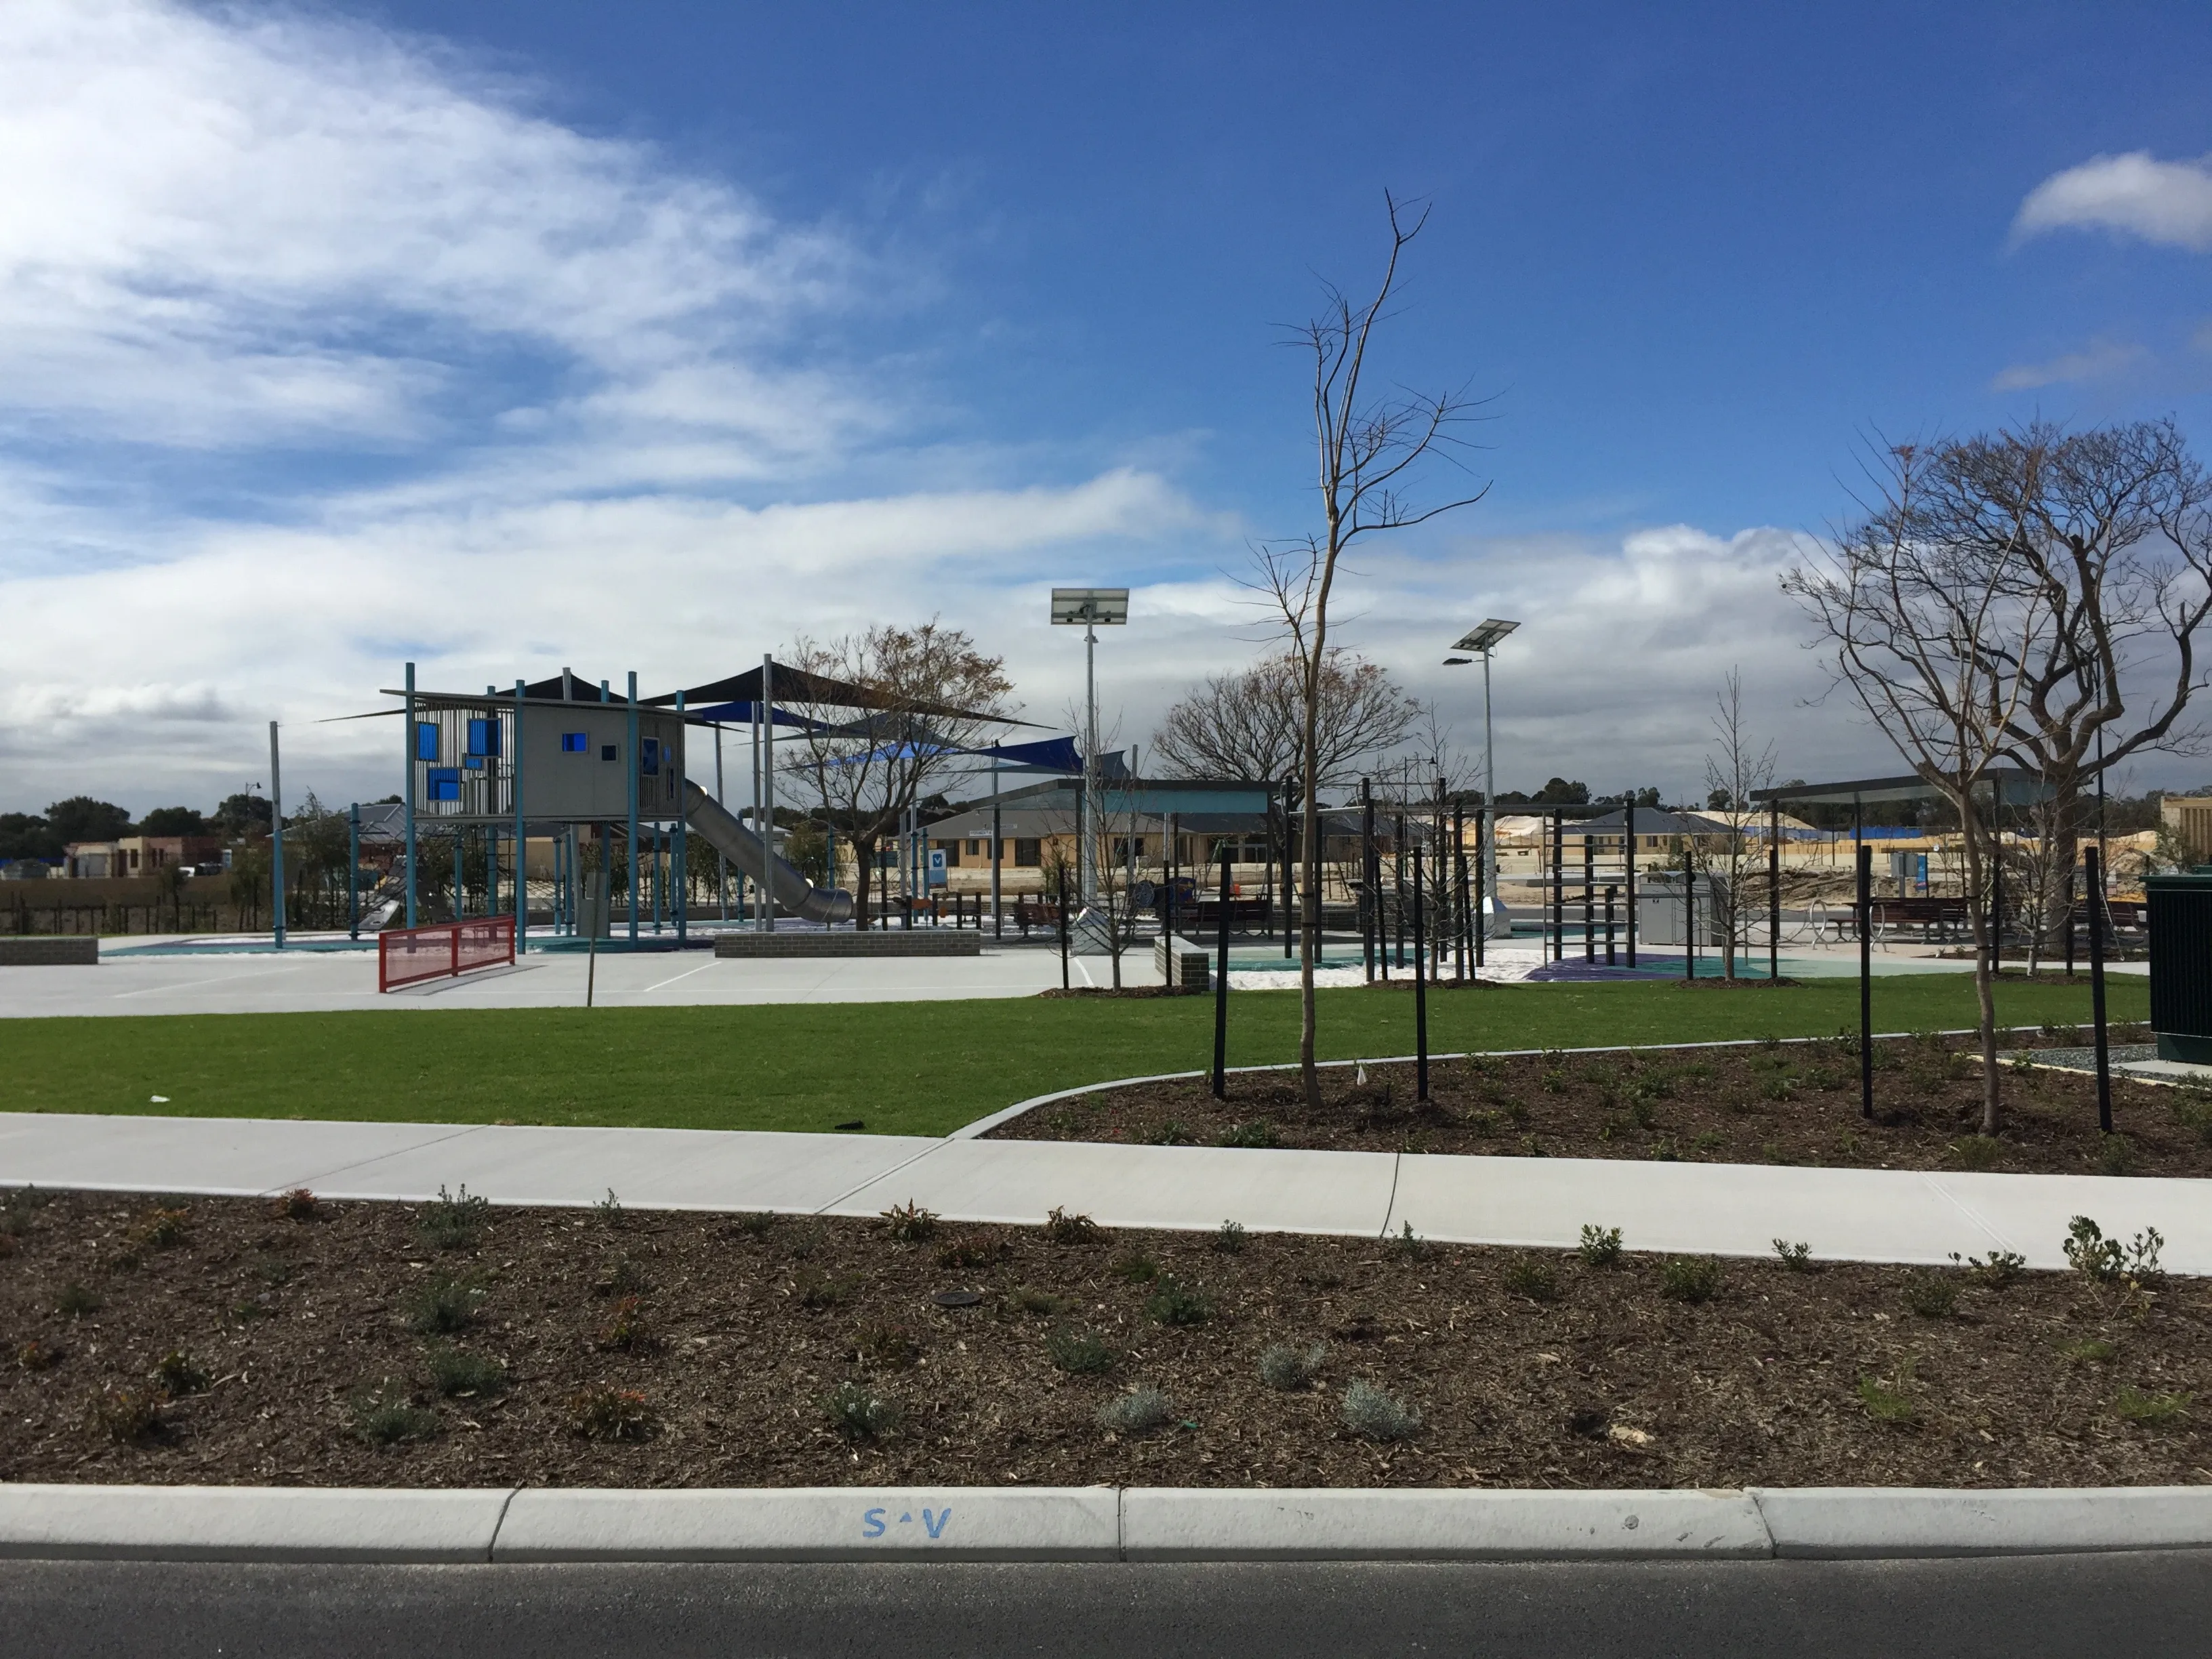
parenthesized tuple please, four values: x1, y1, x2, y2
(0, 937, 99, 965)
(1153, 935, 1212, 990)
(713, 930, 983, 958)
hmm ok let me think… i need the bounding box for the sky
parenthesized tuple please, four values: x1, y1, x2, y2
(4, 0, 2212, 817)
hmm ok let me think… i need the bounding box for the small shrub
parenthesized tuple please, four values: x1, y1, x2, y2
(2112, 1387, 2192, 1427)
(731, 1211, 780, 1237)
(1647, 1136, 1681, 1162)
(1009, 1285, 1074, 1317)
(1578, 1225, 1623, 1267)
(1902, 1273, 1959, 1319)
(255, 1252, 295, 1286)
(1659, 1256, 1723, 1304)
(351, 1377, 438, 1445)
(1391, 1221, 1427, 1261)
(2059, 1337, 2118, 1364)
(1951, 1249, 2026, 1289)
(16, 1338, 61, 1372)
(132, 1206, 191, 1250)
(0, 1187, 47, 1237)
(1946, 1136, 2003, 1172)
(1143, 1120, 1195, 1147)
(594, 1189, 625, 1226)
(1690, 1130, 1725, 1153)
(854, 1322, 922, 1370)
(2170, 1092, 2212, 1144)
(823, 1380, 897, 1441)
(592, 1256, 650, 1298)
(2064, 1216, 2164, 1284)
(1143, 1275, 1212, 1327)
(1044, 1206, 1101, 1246)
(1504, 1256, 1559, 1303)
(1046, 1326, 1117, 1375)
(2096, 1134, 2136, 1177)
(1212, 1221, 1247, 1254)
(1773, 1240, 1816, 1273)
(270, 1189, 319, 1222)
(880, 1200, 939, 1243)
(796, 1271, 858, 1310)
(1341, 1378, 1421, 1441)
(1626, 1097, 1658, 1131)
(937, 1233, 1004, 1269)
(403, 1274, 483, 1336)
(1220, 1121, 1278, 1149)
(87, 1387, 163, 1444)
(1857, 1359, 1917, 1426)
(1096, 1385, 1174, 1435)
(425, 1343, 508, 1397)
(417, 1185, 489, 1251)
(567, 1384, 657, 1441)
(1258, 1341, 1328, 1392)
(1110, 1250, 1161, 1284)
(596, 1295, 660, 1353)
(54, 1282, 102, 1318)
(1763, 1077, 1796, 1103)
(150, 1349, 209, 1395)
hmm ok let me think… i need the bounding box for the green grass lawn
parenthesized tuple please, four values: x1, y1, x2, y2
(0, 973, 2148, 1139)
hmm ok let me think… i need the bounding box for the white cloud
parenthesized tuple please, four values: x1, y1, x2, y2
(2013, 151, 2212, 252)
(1990, 338, 2149, 391)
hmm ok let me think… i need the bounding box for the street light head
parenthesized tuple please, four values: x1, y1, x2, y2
(1442, 655, 1473, 666)
(1051, 588, 1130, 626)
(1452, 618, 1519, 654)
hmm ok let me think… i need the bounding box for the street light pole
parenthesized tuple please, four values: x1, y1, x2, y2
(1052, 587, 1130, 909)
(1446, 619, 1519, 941)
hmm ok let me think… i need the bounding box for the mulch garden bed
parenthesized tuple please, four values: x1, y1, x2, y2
(986, 1027, 2212, 1177)
(0, 1188, 2204, 1490)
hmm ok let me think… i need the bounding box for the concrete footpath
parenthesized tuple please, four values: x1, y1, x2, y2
(1, 1483, 2207, 1563)
(1, 1109, 2205, 1273)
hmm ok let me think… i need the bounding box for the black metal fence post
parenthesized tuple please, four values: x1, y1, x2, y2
(1605, 884, 1618, 966)
(1624, 800, 1639, 967)
(1212, 849, 1232, 1100)
(1413, 845, 1429, 1103)
(1473, 808, 1486, 970)
(1858, 843, 1875, 1120)
(1582, 829, 1595, 962)
(1767, 801, 1781, 982)
(1057, 869, 1070, 990)
(1361, 781, 1376, 983)
(2086, 846, 2112, 1134)
(1550, 810, 1563, 962)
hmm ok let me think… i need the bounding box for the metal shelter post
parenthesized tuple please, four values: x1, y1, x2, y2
(674, 689, 688, 944)
(991, 764, 1003, 940)
(269, 720, 286, 949)
(403, 661, 418, 927)
(513, 679, 527, 950)
(1768, 800, 1780, 981)
(626, 671, 640, 943)
(1624, 800, 1637, 967)
(348, 802, 360, 940)
(1212, 848, 1231, 1100)
(760, 655, 776, 932)
(1413, 844, 1429, 1102)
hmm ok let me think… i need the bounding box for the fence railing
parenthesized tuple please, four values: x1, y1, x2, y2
(379, 915, 516, 992)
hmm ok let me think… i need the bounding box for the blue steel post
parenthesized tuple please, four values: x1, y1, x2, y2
(674, 690, 688, 944)
(626, 670, 640, 943)
(403, 661, 418, 927)
(348, 802, 361, 939)
(268, 720, 287, 948)
(512, 679, 527, 950)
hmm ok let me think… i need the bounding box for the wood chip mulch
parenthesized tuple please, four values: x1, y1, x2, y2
(987, 1029, 2212, 1177)
(0, 1190, 2204, 1490)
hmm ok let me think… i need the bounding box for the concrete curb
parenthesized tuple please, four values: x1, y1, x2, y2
(1, 1484, 2208, 1563)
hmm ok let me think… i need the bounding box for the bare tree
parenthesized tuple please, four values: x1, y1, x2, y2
(1698, 669, 1778, 979)
(1151, 649, 1421, 786)
(1256, 193, 1492, 1108)
(783, 622, 1016, 924)
(1912, 420, 2212, 949)
(1784, 443, 2050, 1133)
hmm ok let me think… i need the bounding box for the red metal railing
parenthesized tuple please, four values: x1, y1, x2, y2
(379, 915, 516, 992)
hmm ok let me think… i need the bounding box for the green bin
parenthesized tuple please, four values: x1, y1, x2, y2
(2146, 872, 2212, 1062)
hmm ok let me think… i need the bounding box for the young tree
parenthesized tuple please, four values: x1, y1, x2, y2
(783, 622, 1016, 924)
(1912, 421, 2212, 950)
(1150, 649, 1421, 785)
(1784, 443, 2051, 1132)
(1698, 668, 1778, 979)
(1256, 194, 1491, 1108)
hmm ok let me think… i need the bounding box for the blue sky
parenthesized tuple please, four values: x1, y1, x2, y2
(4, 1, 2211, 813)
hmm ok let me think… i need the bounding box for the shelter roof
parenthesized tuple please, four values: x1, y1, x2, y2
(643, 659, 1036, 725)
(1753, 768, 2049, 806)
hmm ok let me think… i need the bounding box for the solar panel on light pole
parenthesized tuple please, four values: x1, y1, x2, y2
(1051, 588, 1130, 905)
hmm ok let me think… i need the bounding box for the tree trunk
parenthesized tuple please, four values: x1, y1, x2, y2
(1958, 806, 2003, 1135)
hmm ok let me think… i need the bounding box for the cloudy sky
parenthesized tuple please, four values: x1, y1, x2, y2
(4, 1, 2211, 816)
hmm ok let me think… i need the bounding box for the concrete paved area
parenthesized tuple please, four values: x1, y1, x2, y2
(3, 1109, 2203, 1273)
(2, 1553, 2202, 1658)
(0, 937, 1153, 1017)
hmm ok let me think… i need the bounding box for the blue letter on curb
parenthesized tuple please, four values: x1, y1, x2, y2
(923, 1507, 951, 1539)
(863, 1509, 886, 1538)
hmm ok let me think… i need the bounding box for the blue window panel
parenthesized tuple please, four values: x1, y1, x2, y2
(562, 732, 588, 753)
(466, 717, 500, 757)
(427, 769, 461, 802)
(600, 744, 619, 762)
(415, 722, 440, 761)
(463, 756, 484, 771)
(640, 737, 660, 777)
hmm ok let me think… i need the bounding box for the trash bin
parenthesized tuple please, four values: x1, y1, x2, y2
(2145, 872, 2212, 1062)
